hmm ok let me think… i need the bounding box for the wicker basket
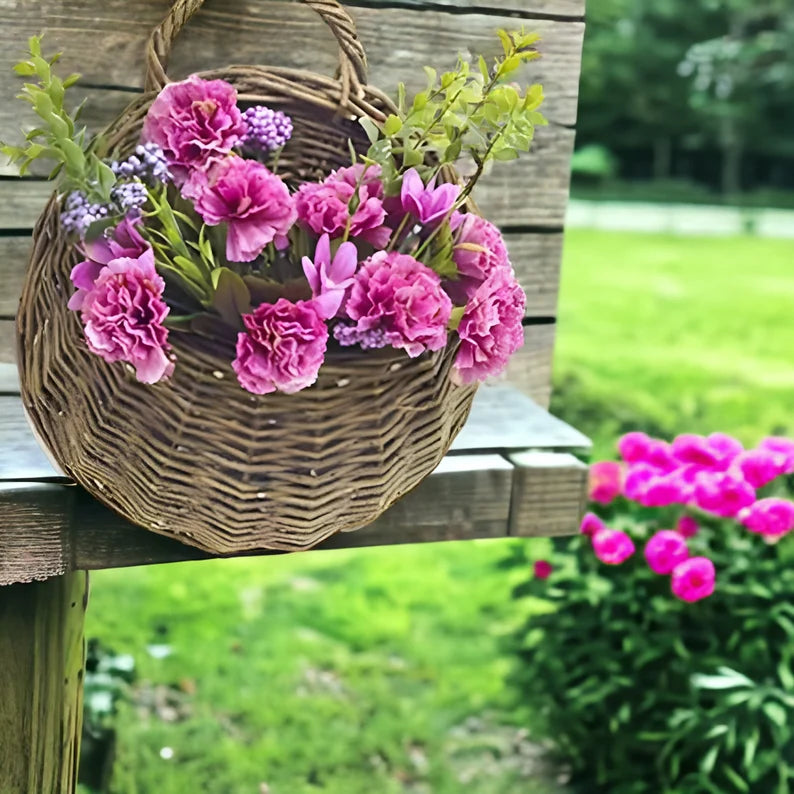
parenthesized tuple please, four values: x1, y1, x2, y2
(16, 0, 478, 554)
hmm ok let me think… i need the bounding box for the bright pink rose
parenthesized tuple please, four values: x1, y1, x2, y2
(191, 158, 296, 262)
(142, 75, 245, 183)
(693, 470, 755, 517)
(295, 164, 390, 247)
(738, 498, 794, 538)
(534, 560, 553, 580)
(591, 528, 635, 565)
(623, 463, 656, 501)
(671, 557, 715, 603)
(452, 269, 525, 385)
(69, 216, 149, 311)
(758, 437, 794, 474)
(639, 474, 687, 507)
(580, 512, 605, 536)
(618, 432, 653, 463)
(644, 530, 689, 575)
(232, 298, 328, 394)
(79, 248, 173, 384)
(672, 432, 742, 470)
(588, 461, 623, 504)
(344, 251, 451, 357)
(400, 168, 460, 225)
(301, 233, 358, 319)
(445, 214, 512, 304)
(676, 515, 699, 538)
(735, 448, 785, 488)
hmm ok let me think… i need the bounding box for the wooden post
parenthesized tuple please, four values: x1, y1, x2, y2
(0, 573, 88, 793)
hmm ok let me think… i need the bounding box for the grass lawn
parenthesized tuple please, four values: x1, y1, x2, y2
(82, 229, 792, 792)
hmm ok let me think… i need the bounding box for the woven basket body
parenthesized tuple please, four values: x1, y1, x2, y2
(16, 0, 478, 554)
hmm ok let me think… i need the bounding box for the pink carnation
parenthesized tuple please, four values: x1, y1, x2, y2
(637, 473, 686, 507)
(446, 214, 511, 304)
(693, 470, 755, 517)
(623, 463, 657, 502)
(738, 498, 794, 538)
(618, 432, 675, 471)
(142, 75, 245, 183)
(69, 216, 149, 311)
(533, 560, 553, 580)
(676, 515, 699, 538)
(671, 557, 715, 603)
(672, 432, 742, 470)
(758, 437, 794, 474)
(295, 164, 390, 248)
(191, 158, 296, 262)
(591, 528, 635, 565)
(344, 251, 451, 357)
(79, 247, 173, 384)
(580, 512, 605, 536)
(588, 461, 623, 504)
(736, 448, 785, 488)
(452, 269, 525, 385)
(644, 530, 689, 575)
(232, 298, 328, 394)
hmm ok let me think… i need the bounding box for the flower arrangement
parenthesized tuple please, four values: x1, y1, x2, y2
(4, 32, 544, 395)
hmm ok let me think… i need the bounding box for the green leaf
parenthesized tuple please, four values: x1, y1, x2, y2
(359, 117, 381, 145)
(209, 267, 251, 327)
(383, 114, 403, 137)
(700, 744, 720, 775)
(763, 701, 787, 728)
(13, 62, 37, 77)
(448, 305, 466, 332)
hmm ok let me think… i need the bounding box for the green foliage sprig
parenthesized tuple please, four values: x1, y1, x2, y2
(1, 37, 115, 202)
(360, 28, 547, 198)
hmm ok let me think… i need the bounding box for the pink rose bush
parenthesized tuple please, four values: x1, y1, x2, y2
(53, 72, 529, 396)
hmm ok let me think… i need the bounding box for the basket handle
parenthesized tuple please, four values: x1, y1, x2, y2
(144, 0, 369, 104)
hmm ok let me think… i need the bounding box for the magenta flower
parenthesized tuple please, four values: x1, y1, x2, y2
(671, 557, 715, 603)
(452, 269, 525, 385)
(141, 75, 245, 184)
(232, 298, 328, 394)
(638, 474, 687, 507)
(618, 432, 653, 464)
(533, 560, 553, 580)
(591, 528, 635, 565)
(295, 164, 390, 248)
(580, 512, 605, 536)
(672, 432, 742, 470)
(301, 233, 358, 319)
(400, 168, 460, 225)
(758, 437, 794, 474)
(344, 251, 452, 357)
(738, 498, 794, 538)
(644, 530, 689, 575)
(623, 463, 657, 502)
(445, 214, 512, 304)
(735, 448, 785, 488)
(78, 247, 173, 384)
(693, 470, 755, 518)
(676, 515, 699, 538)
(69, 216, 149, 311)
(588, 461, 623, 504)
(191, 158, 297, 262)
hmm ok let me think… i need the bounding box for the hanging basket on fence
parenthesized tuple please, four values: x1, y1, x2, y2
(12, 0, 543, 554)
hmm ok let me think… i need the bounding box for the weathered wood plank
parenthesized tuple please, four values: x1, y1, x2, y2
(358, 0, 585, 18)
(507, 323, 556, 408)
(508, 450, 588, 536)
(0, 231, 562, 318)
(0, 571, 87, 792)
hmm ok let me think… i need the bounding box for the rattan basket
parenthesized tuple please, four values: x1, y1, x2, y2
(16, 0, 478, 554)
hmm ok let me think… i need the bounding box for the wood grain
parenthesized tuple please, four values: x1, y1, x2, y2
(0, 572, 87, 792)
(359, 0, 585, 18)
(508, 323, 557, 408)
(508, 450, 588, 537)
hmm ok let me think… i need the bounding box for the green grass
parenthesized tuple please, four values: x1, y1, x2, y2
(553, 230, 794, 457)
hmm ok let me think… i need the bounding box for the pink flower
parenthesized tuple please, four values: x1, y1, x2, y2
(69, 216, 149, 311)
(644, 530, 689, 575)
(676, 515, 699, 538)
(738, 498, 794, 538)
(534, 560, 553, 580)
(693, 470, 755, 518)
(671, 557, 715, 603)
(445, 214, 512, 304)
(591, 528, 635, 565)
(580, 512, 605, 536)
(301, 233, 358, 319)
(735, 448, 785, 488)
(623, 463, 657, 501)
(618, 432, 654, 464)
(142, 75, 245, 183)
(637, 473, 686, 507)
(344, 251, 452, 357)
(672, 433, 742, 470)
(79, 247, 173, 384)
(452, 269, 525, 385)
(400, 168, 460, 225)
(191, 158, 296, 262)
(758, 437, 794, 474)
(588, 461, 623, 504)
(295, 164, 390, 247)
(232, 298, 328, 394)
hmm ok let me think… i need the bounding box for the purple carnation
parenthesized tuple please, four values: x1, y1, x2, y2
(233, 298, 328, 394)
(142, 75, 245, 184)
(344, 251, 452, 357)
(452, 269, 525, 385)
